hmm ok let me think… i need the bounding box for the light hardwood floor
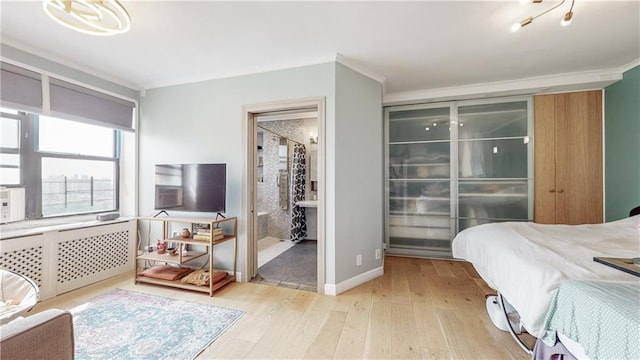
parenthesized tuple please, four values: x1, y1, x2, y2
(32, 256, 532, 359)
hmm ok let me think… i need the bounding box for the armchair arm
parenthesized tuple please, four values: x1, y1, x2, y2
(0, 309, 74, 360)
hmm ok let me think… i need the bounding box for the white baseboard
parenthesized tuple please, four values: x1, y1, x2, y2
(324, 266, 384, 296)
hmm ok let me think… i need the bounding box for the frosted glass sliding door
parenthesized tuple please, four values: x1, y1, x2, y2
(385, 105, 454, 257)
(457, 100, 532, 232)
(384, 97, 532, 259)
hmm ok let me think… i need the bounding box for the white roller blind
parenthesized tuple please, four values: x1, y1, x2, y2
(0, 62, 43, 113)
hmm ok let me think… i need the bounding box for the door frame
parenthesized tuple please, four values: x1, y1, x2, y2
(242, 97, 326, 294)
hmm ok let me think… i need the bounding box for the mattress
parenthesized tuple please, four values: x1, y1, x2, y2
(451, 215, 640, 339)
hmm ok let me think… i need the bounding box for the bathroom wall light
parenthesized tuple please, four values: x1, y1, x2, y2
(43, 0, 131, 36)
(309, 132, 318, 144)
(511, 0, 575, 32)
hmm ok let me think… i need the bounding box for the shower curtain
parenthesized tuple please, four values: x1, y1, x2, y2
(290, 143, 307, 242)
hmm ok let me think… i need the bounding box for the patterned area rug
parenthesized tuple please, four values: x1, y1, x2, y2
(68, 288, 244, 360)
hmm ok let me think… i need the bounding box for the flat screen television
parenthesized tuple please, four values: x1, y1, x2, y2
(154, 163, 226, 213)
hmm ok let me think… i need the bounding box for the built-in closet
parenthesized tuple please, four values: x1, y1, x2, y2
(384, 97, 533, 258)
(533, 90, 603, 224)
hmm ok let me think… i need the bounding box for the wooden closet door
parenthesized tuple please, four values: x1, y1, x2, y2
(534, 94, 557, 224)
(555, 91, 603, 224)
(534, 91, 603, 224)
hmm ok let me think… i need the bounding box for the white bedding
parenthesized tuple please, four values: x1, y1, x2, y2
(451, 215, 640, 339)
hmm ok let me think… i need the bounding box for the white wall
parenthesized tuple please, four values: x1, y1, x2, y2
(138, 63, 336, 275)
(333, 63, 384, 284)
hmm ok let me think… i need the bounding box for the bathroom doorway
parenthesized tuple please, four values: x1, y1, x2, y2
(243, 98, 325, 293)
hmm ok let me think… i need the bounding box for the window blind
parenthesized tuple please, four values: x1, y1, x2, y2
(49, 78, 136, 132)
(0, 62, 43, 113)
(1, 62, 135, 132)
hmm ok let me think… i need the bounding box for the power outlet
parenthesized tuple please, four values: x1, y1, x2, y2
(375, 248, 382, 260)
(356, 254, 362, 266)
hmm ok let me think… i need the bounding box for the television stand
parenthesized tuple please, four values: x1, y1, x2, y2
(134, 215, 237, 296)
(215, 212, 226, 220)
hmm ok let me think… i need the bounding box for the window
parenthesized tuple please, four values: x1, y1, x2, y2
(0, 110, 120, 219)
(1, 63, 135, 220)
(41, 158, 116, 216)
(0, 110, 23, 185)
(39, 117, 115, 156)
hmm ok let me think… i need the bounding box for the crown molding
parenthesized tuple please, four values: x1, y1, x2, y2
(144, 54, 338, 90)
(383, 68, 625, 105)
(146, 53, 389, 90)
(335, 53, 386, 84)
(1, 37, 140, 91)
(619, 58, 640, 73)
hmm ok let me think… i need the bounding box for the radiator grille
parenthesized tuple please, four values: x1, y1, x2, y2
(57, 230, 129, 284)
(0, 246, 44, 287)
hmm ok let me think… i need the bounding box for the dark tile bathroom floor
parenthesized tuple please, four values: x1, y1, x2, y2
(251, 240, 317, 292)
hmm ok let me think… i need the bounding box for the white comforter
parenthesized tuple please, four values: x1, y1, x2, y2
(451, 216, 640, 339)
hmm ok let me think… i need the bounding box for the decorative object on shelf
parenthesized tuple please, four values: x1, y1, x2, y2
(156, 240, 167, 254)
(511, 0, 575, 32)
(180, 228, 191, 238)
(180, 269, 228, 287)
(167, 247, 178, 256)
(140, 265, 193, 281)
(42, 0, 131, 36)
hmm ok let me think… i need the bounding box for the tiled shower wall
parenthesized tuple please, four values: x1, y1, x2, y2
(257, 119, 311, 240)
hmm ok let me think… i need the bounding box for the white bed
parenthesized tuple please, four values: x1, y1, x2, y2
(451, 215, 640, 343)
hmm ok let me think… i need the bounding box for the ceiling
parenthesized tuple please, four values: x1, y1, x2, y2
(1, 1, 639, 97)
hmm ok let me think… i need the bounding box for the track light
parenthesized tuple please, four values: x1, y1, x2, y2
(511, 0, 576, 32)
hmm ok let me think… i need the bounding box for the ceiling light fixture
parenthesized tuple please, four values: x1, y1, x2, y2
(560, 6, 574, 27)
(43, 0, 131, 36)
(511, 0, 575, 32)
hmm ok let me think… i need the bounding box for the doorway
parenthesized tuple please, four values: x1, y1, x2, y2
(243, 98, 325, 293)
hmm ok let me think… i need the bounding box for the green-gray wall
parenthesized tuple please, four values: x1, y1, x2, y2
(605, 65, 640, 221)
(139, 63, 337, 280)
(333, 63, 383, 284)
(140, 62, 384, 289)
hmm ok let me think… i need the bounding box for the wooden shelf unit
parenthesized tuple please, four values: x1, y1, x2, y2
(134, 216, 237, 296)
